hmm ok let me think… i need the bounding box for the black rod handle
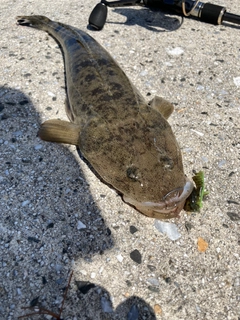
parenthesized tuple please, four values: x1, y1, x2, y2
(89, 3, 108, 30)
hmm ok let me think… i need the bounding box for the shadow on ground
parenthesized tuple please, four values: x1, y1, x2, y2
(104, 7, 182, 32)
(0, 86, 155, 319)
(19, 273, 157, 319)
(0, 86, 114, 259)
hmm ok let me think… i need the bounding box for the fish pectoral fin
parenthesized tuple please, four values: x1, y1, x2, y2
(38, 119, 81, 146)
(149, 96, 174, 119)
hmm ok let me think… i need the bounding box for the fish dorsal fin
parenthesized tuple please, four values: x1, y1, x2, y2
(38, 119, 81, 146)
(149, 96, 174, 119)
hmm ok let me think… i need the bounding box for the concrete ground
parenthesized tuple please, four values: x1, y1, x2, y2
(0, 0, 239, 319)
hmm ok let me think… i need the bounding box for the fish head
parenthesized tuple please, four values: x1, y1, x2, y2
(77, 104, 194, 220)
(116, 104, 195, 219)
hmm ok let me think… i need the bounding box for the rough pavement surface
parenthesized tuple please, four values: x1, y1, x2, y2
(0, 0, 239, 319)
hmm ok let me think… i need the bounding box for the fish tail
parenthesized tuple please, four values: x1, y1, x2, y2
(16, 15, 52, 30)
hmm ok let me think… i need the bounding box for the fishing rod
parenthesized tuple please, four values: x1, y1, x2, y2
(88, 0, 240, 30)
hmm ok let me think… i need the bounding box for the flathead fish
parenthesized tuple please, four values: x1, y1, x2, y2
(16, 15, 194, 219)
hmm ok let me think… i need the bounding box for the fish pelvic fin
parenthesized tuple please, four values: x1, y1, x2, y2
(149, 96, 174, 119)
(38, 119, 81, 146)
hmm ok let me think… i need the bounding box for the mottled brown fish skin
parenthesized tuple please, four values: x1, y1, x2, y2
(16, 15, 193, 219)
(19, 16, 144, 124)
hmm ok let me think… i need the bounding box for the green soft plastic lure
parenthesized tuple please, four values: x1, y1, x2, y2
(184, 171, 209, 212)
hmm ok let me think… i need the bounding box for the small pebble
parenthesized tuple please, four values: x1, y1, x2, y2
(227, 212, 240, 221)
(17, 288, 22, 295)
(22, 158, 31, 163)
(234, 277, 240, 287)
(126, 280, 132, 287)
(166, 47, 184, 56)
(196, 85, 204, 91)
(130, 249, 142, 264)
(227, 200, 239, 205)
(196, 305, 201, 313)
(27, 237, 40, 243)
(164, 277, 172, 284)
(80, 269, 87, 275)
(218, 159, 226, 168)
(185, 221, 194, 231)
(147, 278, 159, 286)
(140, 70, 148, 76)
(148, 285, 160, 293)
(13, 131, 23, 137)
(55, 264, 62, 272)
(47, 91, 56, 98)
(154, 304, 162, 315)
(56, 278, 64, 285)
(190, 129, 204, 136)
(77, 220, 86, 230)
(233, 76, 240, 87)
(127, 304, 139, 320)
(101, 296, 113, 313)
(47, 222, 54, 229)
(116, 254, 123, 262)
(22, 200, 30, 207)
(198, 237, 208, 252)
(147, 265, 156, 271)
(129, 226, 138, 234)
(34, 144, 42, 150)
(154, 221, 181, 241)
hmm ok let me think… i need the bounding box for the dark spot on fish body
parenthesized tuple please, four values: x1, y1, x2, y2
(80, 32, 93, 44)
(86, 100, 117, 120)
(91, 87, 106, 97)
(113, 134, 124, 143)
(106, 69, 117, 77)
(111, 82, 123, 91)
(77, 102, 91, 114)
(118, 121, 148, 143)
(85, 73, 97, 82)
(64, 37, 79, 49)
(125, 97, 140, 108)
(112, 91, 124, 100)
(96, 58, 109, 66)
(126, 166, 141, 182)
(158, 155, 174, 170)
(79, 60, 94, 68)
(54, 25, 62, 34)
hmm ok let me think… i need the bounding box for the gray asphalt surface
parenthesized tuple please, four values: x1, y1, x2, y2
(0, 0, 239, 319)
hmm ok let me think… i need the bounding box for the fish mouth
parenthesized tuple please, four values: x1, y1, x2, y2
(123, 178, 194, 219)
